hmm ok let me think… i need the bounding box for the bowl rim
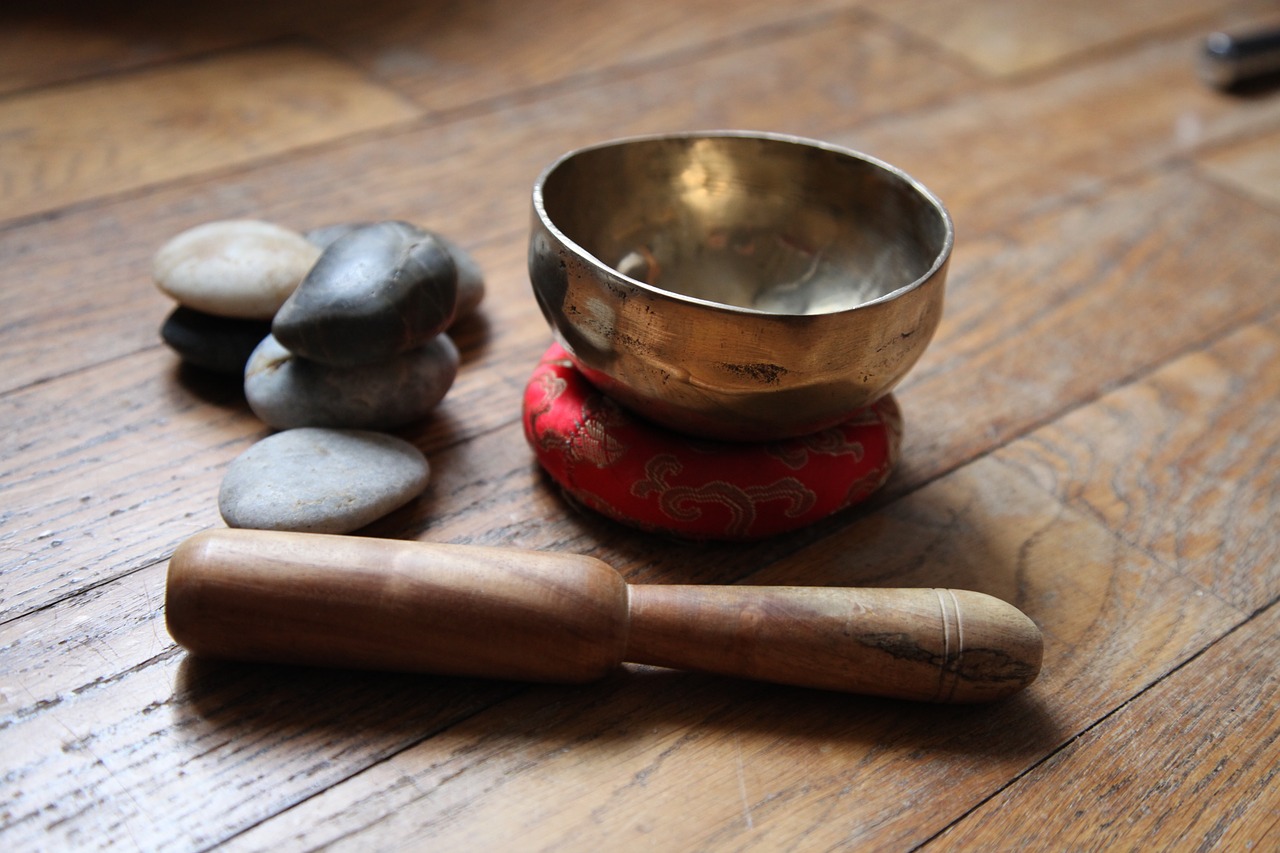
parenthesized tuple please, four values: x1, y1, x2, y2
(532, 129, 954, 317)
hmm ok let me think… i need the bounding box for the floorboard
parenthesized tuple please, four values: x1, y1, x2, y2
(1, 1, 1275, 849)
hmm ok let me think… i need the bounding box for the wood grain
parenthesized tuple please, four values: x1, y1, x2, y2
(1, 1, 1277, 849)
(0, 10, 971, 398)
(220, 458, 1242, 852)
(836, 35, 1280, 236)
(933, 604, 1280, 850)
(0, 0, 867, 109)
(326, 0, 861, 114)
(0, 615, 521, 851)
(0, 349, 259, 621)
(166, 530, 1042, 702)
(892, 167, 1280, 495)
(0, 11, 974, 618)
(0, 43, 419, 222)
(6, 163, 1276, 623)
(0, 1, 278, 95)
(1197, 126, 1280, 210)
(7, 23, 1278, 402)
(997, 321, 1280, 613)
(859, 0, 1228, 77)
(0, 443, 1245, 851)
(166, 530, 632, 683)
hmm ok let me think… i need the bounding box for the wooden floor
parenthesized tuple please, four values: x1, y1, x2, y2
(3, 0, 1278, 849)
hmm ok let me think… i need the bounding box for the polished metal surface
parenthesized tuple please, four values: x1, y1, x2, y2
(529, 131, 953, 441)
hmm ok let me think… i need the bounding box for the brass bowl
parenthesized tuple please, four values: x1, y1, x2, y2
(529, 131, 952, 441)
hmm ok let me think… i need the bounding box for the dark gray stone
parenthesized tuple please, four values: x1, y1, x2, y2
(305, 222, 485, 324)
(244, 333, 459, 430)
(161, 306, 271, 375)
(273, 221, 458, 366)
(219, 428, 430, 534)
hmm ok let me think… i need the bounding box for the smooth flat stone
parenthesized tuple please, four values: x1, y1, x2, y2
(219, 428, 430, 534)
(244, 333, 459, 430)
(153, 220, 321, 320)
(160, 306, 271, 375)
(273, 221, 458, 366)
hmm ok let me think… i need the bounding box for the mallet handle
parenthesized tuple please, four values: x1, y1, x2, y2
(166, 529, 1041, 703)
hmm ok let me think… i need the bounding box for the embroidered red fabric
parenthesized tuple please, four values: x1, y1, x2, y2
(522, 343, 902, 539)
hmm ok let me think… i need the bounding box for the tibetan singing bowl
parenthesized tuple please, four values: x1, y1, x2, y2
(529, 131, 953, 441)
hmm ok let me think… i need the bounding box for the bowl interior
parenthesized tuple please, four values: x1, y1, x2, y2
(540, 135, 950, 314)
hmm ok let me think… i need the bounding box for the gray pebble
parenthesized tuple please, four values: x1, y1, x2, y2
(273, 221, 458, 366)
(161, 307, 271, 375)
(304, 222, 485, 324)
(153, 220, 320, 320)
(436, 233, 486, 321)
(244, 333, 459, 430)
(219, 428, 429, 534)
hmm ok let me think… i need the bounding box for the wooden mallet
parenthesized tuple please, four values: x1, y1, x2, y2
(165, 529, 1043, 703)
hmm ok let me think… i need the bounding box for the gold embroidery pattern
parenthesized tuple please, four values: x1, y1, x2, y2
(845, 400, 902, 503)
(564, 395, 629, 467)
(766, 427, 866, 470)
(526, 369, 566, 431)
(532, 373, 630, 468)
(632, 453, 817, 538)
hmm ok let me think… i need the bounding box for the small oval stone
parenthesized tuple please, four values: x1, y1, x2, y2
(304, 222, 485, 324)
(219, 428, 429, 534)
(273, 221, 458, 366)
(244, 333, 459, 430)
(161, 306, 271, 375)
(436, 233, 486, 321)
(153, 220, 321, 320)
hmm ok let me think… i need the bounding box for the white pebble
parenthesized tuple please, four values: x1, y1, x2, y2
(153, 220, 320, 320)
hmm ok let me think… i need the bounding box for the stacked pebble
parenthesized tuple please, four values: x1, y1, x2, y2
(246, 221, 468, 431)
(154, 220, 318, 374)
(153, 219, 484, 534)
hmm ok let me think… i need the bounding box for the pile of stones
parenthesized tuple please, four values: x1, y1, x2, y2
(154, 219, 483, 534)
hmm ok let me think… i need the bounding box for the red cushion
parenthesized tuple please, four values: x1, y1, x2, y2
(522, 343, 901, 539)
